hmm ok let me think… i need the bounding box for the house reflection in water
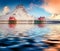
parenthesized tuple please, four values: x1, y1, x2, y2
(9, 24, 16, 28)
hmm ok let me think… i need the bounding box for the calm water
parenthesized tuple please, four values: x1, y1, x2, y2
(0, 24, 50, 35)
(0, 23, 60, 40)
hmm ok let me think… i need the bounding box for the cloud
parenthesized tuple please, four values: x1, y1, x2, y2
(0, 6, 10, 16)
(27, 0, 44, 11)
(27, 3, 40, 11)
(3, 6, 10, 15)
(42, 0, 60, 14)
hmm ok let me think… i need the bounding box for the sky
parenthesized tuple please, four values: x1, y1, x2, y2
(0, 0, 60, 18)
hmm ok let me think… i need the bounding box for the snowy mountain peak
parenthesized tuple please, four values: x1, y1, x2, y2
(16, 5, 24, 9)
(12, 5, 35, 20)
(15, 5, 26, 13)
(0, 5, 35, 20)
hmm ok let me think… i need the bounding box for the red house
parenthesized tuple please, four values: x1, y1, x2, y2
(37, 17, 46, 27)
(9, 16, 16, 24)
(38, 17, 46, 22)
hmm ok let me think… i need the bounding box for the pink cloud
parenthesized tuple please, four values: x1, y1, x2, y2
(42, 0, 60, 14)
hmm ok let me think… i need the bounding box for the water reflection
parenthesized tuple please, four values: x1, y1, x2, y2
(1, 23, 60, 42)
(26, 24, 50, 37)
(38, 24, 46, 28)
(9, 24, 16, 28)
(0, 24, 50, 38)
(0, 24, 60, 51)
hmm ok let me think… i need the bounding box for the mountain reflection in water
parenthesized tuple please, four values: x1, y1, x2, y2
(0, 24, 50, 38)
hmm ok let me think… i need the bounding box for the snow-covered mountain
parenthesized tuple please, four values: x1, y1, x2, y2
(0, 5, 35, 34)
(0, 5, 35, 20)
